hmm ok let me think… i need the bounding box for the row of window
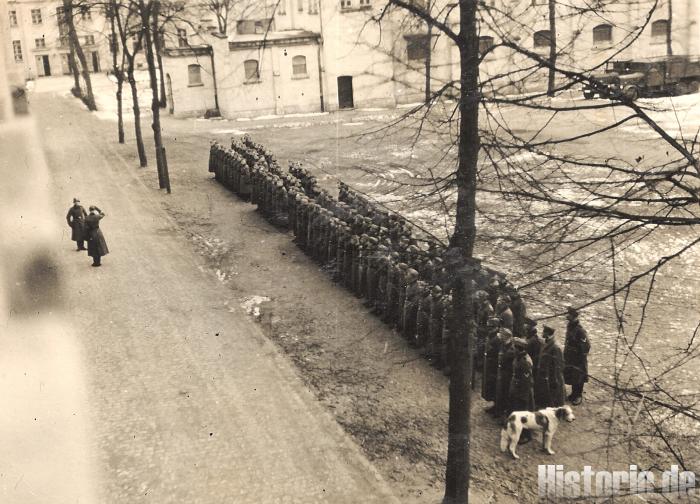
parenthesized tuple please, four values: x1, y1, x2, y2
(9, 6, 92, 26)
(186, 57, 308, 88)
(242, 55, 308, 82)
(277, 0, 321, 15)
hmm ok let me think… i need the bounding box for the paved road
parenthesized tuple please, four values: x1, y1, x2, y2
(2, 89, 398, 503)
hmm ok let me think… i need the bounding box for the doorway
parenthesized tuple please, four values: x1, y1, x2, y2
(91, 52, 100, 72)
(337, 76, 354, 109)
(37, 55, 51, 77)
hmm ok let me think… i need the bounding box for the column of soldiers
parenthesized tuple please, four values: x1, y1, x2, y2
(209, 137, 592, 419)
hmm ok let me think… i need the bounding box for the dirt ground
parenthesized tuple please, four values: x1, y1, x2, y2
(49, 78, 698, 502)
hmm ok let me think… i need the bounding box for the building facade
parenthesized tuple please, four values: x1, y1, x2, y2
(5, 0, 109, 80)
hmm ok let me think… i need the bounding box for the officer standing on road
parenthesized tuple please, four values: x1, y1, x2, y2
(66, 198, 87, 251)
(85, 206, 109, 267)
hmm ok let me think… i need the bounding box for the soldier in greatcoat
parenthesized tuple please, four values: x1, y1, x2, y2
(475, 291, 495, 373)
(535, 325, 566, 408)
(439, 293, 453, 374)
(564, 307, 591, 405)
(85, 206, 109, 267)
(496, 295, 514, 332)
(425, 286, 444, 363)
(482, 317, 502, 408)
(66, 198, 88, 251)
(524, 317, 543, 379)
(414, 282, 433, 349)
(401, 269, 422, 343)
(510, 338, 536, 441)
(494, 328, 516, 418)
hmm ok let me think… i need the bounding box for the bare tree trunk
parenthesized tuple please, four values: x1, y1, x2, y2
(142, 0, 170, 192)
(63, 0, 96, 110)
(68, 52, 81, 95)
(108, 4, 125, 143)
(155, 29, 167, 107)
(443, 0, 480, 502)
(424, 0, 432, 104)
(127, 63, 147, 167)
(425, 25, 432, 104)
(666, 0, 673, 56)
(547, 0, 557, 97)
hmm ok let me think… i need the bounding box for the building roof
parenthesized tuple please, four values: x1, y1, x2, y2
(228, 30, 320, 50)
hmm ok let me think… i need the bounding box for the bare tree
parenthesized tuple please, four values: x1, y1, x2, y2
(112, 0, 147, 166)
(62, 0, 97, 110)
(547, 0, 556, 96)
(363, 0, 700, 501)
(106, 0, 125, 143)
(139, 0, 171, 192)
(204, 0, 235, 34)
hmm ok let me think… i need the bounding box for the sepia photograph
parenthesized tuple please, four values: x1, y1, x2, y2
(0, 0, 698, 502)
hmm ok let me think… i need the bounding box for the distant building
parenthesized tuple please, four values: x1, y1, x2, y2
(5, 0, 109, 80)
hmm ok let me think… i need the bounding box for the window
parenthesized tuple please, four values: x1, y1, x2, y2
(244, 59, 260, 82)
(651, 19, 668, 39)
(531, 0, 546, 4)
(533, 29, 551, 48)
(60, 36, 70, 48)
(340, 0, 352, 7)
(80, 6, 91, 20)
(479, 36, 494, 56)
(35, 37, 45, 49)
(309, 0, 319, 14)
(31, 8, 42, 24)
(177, 28, 187, 47)
(298, 0, 304, 12)
(341, 0, 369, 9)
(238, 19, 271, 35)
(592, 24, 612, 44)
(12, 40, 22, 62)
(406, 35, 429, 61)
(278, 0, 286, 15)
(292, 55, 307, 76)
(9, 10, 17, 26)
(84, 35, 95, 45)
(254, 20, 265, 34)
(188, 64, 202, 86)
(359, 0, 371, 5)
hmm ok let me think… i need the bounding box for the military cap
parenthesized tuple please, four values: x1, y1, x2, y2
(542, 325, 555, 337)
(499, 327, 513, 338)
(566, 306, 579, 318)
(513, 337, 528, 349)
(525, 317, 537, 327)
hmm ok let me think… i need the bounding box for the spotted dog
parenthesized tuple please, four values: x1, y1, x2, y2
(500, 406, 576, 459)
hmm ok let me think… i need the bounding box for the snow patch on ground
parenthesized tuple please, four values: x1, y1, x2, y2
(240, 296, 270, 319)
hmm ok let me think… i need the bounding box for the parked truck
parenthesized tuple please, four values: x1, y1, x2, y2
(583, 55, 700, 100)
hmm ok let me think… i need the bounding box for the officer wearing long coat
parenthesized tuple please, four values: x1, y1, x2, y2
(510, 338, 535, 412)
(494, 328, 516, 417)
(535, 326, 566, 408)
(481, 317, 502, 406)
(85, 206, 109, 267)
(66, 198, 87, 251)
(564, 307, 591, 405)
(525, 317, 543, 378)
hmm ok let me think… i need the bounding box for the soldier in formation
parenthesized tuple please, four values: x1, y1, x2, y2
(208, 137, 590, 418)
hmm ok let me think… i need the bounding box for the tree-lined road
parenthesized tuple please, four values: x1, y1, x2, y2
(4, 88, 398, 503)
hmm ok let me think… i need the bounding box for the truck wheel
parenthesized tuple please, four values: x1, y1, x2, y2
(623, 86, 639, 101)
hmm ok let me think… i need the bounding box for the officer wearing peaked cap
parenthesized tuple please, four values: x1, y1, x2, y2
(535, 325, 566, 408)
